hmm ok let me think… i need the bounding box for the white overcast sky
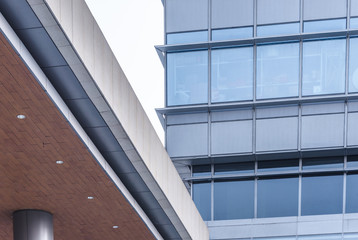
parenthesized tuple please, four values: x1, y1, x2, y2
(84, 0, 165, 142)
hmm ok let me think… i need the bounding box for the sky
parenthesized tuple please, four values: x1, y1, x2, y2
(84, 0, 165, 142)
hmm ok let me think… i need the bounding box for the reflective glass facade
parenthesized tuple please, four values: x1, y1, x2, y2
(162, 0, 358, 239)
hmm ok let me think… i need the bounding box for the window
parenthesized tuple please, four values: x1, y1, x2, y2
(301, 174, 343, 215)
(302, 39, 346, 96)
(211, 47, 253, 103)
(193, 165, 211, 177)
(347, 156, 358, 168)
(258, 159, 299, 173)
(167, 51, 208, 106)
(257, 176, 298, 217)
(257, 22, 299, 37)
(304, 18, 346, 33)
(256, 42, 299, 99)
(193, 182, 211, 221)
(215, 162, 254, 175)
(302, 157, 343, 170)
(214, 180, 254, 220)
(346, 173, 358, 213)
(212, 27, 253, 41)
(167, 31, 208, 45)
(349, 38, 358, 93)
(351, 17, 358, 29)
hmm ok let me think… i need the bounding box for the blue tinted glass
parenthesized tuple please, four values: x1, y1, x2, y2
(302, 39, 346, 96)
(257, 22, 299, 37)
(211, 47, 253, 103)
(167, 51, 208, 106)
(212, 27, 253, 41)
(193, 165, 211, 177)
(167, 31, 208, 45)
(349, 38, 358, 93)
(346, 174, 358, 213)
(351, 18, 358, 29)
(215, 162, 254, 175)
(304, 18, 346, 33)
(193, 182, 211, 221)
(258, 160, 299, 173)
(299, 234, 343, 240)
(256, 43, 299, 99)
(301, 175, 343, 215)
(302, 157, 343, 170)
(214, 180, 254, 220)
(257, 177, 298, 218)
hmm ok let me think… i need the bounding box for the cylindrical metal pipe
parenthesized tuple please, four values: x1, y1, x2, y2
(13, 209, 53, 240)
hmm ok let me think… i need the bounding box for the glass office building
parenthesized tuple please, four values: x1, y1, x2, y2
(157, 0, 358, 239)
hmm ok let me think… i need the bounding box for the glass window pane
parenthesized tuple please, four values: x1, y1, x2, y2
(167, 31, 208, 45)
(257, 177, 298, 218)
(167, 51, 208, 106)
(301, 175, 343, 215)
(302, 157, 343, 170)
(215, 162, 254, 175)
(299, 234, 343, 240)
(302, 39, 346, 96)
(304, 18, 346, 33)
(349, 38, 358, 93)
(351, 17, 358, 29)
(193, 182, 211, 221)
(211, 47, 253, 103)
(257, 22, 299, 37)
(212, 27, 253, 41)
(256, 42, 299, 99)
(347, 155, 358, 168)
(214, 180, 254, 220)
(346, 173, 358, 213)
(193, 165, 211, 177)
(344, 233, 358, 239)
(258, 160, 299, 173)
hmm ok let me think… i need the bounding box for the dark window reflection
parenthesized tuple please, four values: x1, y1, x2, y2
(302, 157, 343, 170)
(215, 162, 254, 175)
(347, 155, 358, 168)
(214, 180, 254, 220)
(193, 182, 211, 221)
(257, 177, 298, 218)
(258, 159, 299, 173)
(301, 174, 343, 215)
(192, 165, 211, 177)
(346, 173, 358, 213)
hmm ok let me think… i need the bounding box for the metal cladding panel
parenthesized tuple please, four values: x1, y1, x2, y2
(256, 117, 298, 152)
(301, 114, 344, 149)
(101, 151, 136, 174)
(352, 0, 358, 16)
(211, 109, 253, 122)
(256, 105, 299, 119)
(118, 172, 151, 193)
(211, 120, 253, 155)
(16, 28, 66, 68)
(167, 123, 208, 157)
(348, 113, 358, 146)
(43, 66, 87, 100)
(132, 191, 162, 210)
(166, 112, 208, 125)
(211, 0, 253, 29)
(302, 102, 345, 115)
(65, 99, 106, 128)
(85, 126, 123, 152)
(0, 0, 41, 29)
(257, 0, 300, 25)
(166, 0, 208, 33)
(303, 0, 347, 20)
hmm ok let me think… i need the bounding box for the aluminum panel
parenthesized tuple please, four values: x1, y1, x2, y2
(211, 109, 253, 122)
(211, 0, 253, 29)
(302, 102, 345, 115)
(347, 113, 358, 146)
(166, 113, 208, 125)
(167, 123, 208, 157)
(257, 0, 300, 25)
(166, 0, 208, 33)
(211, 120, 253, 155)
(301, 114, 344, 149)
(256, 117, 298, 152)
(352, 0, 358, 16)
(256, 106, 299, 119)
(303, 0, 347, 20)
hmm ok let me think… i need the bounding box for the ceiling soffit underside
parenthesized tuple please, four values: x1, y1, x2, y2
(0, 0, 186, 239)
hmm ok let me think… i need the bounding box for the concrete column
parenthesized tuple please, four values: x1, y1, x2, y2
(13, 210, 53, 240)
